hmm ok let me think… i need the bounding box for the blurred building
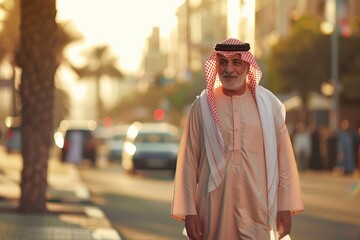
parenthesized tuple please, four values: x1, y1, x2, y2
(166, 0, 360, 82)
(142, 27, 168, 87)
(140, 0, 359, 128)
(141, 0, 232, 84)
(255, 0, 298, 60)
(254, 0, 360, 129)
(173, 0, 228, 82)
(255, 0, 360, 60)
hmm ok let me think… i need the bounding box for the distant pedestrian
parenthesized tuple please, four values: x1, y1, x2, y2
(309, 124, 322, 170)
(293, 122, 311, 171)
(337, 119, 356, 175)
(66, 131, 83, 164)
(353, 126, 360, 173)
(326, 128, 338, 170)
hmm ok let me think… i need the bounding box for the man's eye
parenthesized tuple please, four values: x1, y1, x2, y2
(220, 60, 227, 65)
(233, 60, 242, 65)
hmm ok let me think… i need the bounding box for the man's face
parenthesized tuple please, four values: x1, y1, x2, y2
(217, 54, 249, 91)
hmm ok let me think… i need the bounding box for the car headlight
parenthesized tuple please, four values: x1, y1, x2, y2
(124, 142, 136, 156)
(54, 132, 64, 148)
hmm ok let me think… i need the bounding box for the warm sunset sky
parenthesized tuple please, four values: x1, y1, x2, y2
(57, 0, 184, 74)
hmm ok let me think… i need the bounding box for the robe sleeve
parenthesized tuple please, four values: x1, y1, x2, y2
(171, 98, 202, 221)
(274, 103, 304, 215)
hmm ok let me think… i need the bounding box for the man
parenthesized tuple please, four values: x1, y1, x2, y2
(171, 38, 303, 240)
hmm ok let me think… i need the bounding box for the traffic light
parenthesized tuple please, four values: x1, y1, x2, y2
(153, 108, 165, 121)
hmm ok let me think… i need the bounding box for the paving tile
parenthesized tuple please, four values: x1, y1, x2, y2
(0, 149, 121, 240)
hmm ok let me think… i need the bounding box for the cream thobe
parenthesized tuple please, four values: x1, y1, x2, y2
(172, 85, 303, 240)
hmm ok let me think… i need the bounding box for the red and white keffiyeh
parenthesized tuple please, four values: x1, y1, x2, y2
(204, 38, 262, 129)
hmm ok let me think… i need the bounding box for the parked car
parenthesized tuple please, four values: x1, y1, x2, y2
(4, 116, 21, 153)
(93, 124, 128, 162)
(54, 120, 98, 166)
(121, 122, 180, 175)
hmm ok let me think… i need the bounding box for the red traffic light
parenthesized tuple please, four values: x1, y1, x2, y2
(153, 108, 165, 121)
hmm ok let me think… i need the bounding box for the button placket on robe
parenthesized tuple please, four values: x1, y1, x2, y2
(232, 96, 242, 164)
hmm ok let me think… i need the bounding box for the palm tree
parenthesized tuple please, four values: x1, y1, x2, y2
(70, 45, 124, 120)
(15, 0, 81, 213)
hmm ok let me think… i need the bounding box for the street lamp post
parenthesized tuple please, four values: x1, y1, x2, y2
(331, 0, 340, 131)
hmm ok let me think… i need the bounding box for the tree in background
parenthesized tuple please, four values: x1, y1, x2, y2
(108, 70, 206, 126)
(70, 45, 124, 121)
(0, 0, 79, 123)
(267, 14, 360, 124)
(52, 21, 82, 127)
(0, 0, 19, 119)
(53, 84, 71, 131)
(337, 35, 360, 101)
(168, 71, 206, 114)
(15, 0, 81, 213)
(0, 0, 19, 61)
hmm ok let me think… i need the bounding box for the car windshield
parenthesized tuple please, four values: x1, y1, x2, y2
(136, 132, 178, 144)
(65, 130, 92, 140)
(112, 133, 126, 141)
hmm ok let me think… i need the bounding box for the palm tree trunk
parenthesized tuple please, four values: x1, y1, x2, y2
(95, 77, 104, 120)
(17, 0, 58, 213)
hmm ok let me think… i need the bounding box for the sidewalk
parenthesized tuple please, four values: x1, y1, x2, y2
(0, 146, 122, 240)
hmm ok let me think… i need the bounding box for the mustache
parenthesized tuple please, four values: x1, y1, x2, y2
(222, 74, 237, 78)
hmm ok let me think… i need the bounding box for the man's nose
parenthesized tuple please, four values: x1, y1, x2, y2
(225, 63, 234, 73)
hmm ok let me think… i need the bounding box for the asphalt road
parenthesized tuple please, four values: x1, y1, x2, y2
(79, 162, 360, 240)
(291, 171, 360, 240)
(79, 163, 184, 240)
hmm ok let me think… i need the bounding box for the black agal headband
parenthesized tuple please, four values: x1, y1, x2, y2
(214, 43, 250, 52)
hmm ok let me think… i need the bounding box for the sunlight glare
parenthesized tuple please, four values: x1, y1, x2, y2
(227, 0, 239, 37)
(57, 0, 184, 74)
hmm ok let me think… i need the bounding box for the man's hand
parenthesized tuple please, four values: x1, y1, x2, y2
(185, 215, 202, 240)
(277, 211, 292, 239)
